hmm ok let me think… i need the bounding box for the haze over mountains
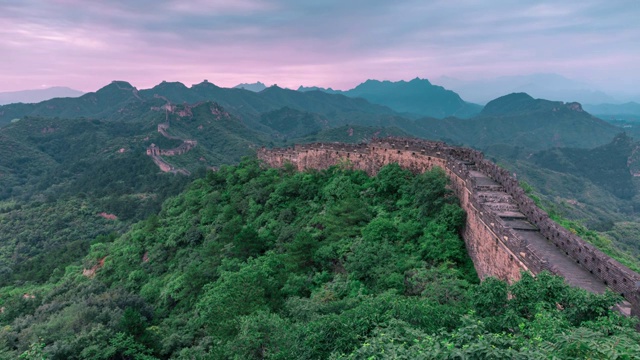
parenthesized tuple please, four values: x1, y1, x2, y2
(0, 86, 83, 105)
(435, 73, 638, 105)
(234, 81, 267, 92)
(583, 102, 640, 122)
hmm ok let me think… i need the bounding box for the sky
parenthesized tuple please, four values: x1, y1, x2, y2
(1, 0, 639, 94)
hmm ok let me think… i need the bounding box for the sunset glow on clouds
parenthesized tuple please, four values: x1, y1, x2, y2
(1, 0, 638, 93)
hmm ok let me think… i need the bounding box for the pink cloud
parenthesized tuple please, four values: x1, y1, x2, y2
(0, 0, 637, 97)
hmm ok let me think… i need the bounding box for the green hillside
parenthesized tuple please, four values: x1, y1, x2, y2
(0, 99, 270, 288)
(0, 81, 148, 125)
(0, 116, 193, 287)
(414, 93, 620, 151)
(259, 107, 328, 139)
(530, 133, 637, 199)
(1, 160, 637, 359)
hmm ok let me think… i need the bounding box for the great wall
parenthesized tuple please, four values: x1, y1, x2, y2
(146, 104, 197, 175)
(258, 137, 640, 316)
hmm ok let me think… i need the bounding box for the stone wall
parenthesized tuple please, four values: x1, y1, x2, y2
(258, 137, 640, 316)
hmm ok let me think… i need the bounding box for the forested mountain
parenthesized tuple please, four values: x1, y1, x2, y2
(259, 107, 328, 139)
(0, 81, 147, 124)
(0, 96, 276, 289)
(0, 82, 631, 252)
(0, 116, 192, 286)
(530, 133, 639, 199)
(2, 79, 640, 358)
(413, 93, 620, 151)
(299, 78, 482, 119)
(1, 161, 638, 359)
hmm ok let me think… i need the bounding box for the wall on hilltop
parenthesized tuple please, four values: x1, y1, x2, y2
(258, 138, 640, 316)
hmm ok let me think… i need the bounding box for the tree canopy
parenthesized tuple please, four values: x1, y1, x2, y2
(1, 159, 638, 359)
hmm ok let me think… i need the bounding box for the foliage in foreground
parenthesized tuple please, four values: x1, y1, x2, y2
(0, 159, 638, 359)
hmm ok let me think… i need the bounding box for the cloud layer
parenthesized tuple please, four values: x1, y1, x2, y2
(1, 0, 638, 94)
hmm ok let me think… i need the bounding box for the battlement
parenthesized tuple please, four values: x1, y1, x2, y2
(258, 138, 640, 317)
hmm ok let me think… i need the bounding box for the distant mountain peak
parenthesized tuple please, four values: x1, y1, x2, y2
(343, 78, 479, 118)
(436, 73, 617, 105)
(109, 80, 135, 89)
(96, 81, 136, 94)
(297, 85, 337, 93)
(264, 84, 286, 91)
(481, 93, 545, 116)
(158, 81, 188, 87)
(234, 81, 267, 92)
(192, 80, 220, 89)
(481, 92, 592, 117)
(298, 77, 480, 118)
(566, 102, 584, 112)
(409, 77, 431, 84)
(504, 92, 533, 100)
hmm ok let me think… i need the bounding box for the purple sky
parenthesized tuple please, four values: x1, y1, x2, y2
(1, 0, 638, 94)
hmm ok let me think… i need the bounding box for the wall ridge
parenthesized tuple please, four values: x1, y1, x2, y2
(258, 137, 640, 317)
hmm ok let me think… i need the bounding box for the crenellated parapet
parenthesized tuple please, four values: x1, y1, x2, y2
(258, 137, 640, 317)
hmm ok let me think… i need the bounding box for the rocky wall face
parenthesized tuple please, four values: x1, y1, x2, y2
(259, 142, 529, 285)
(463, 202, 525, 281)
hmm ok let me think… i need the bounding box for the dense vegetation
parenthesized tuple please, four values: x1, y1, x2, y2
(1, 160, 638, 359)
(531, 133, 637, 199)
(0, 116, 201, 287)
(0, 94, 411, 293)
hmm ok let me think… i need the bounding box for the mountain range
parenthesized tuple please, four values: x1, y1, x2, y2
(1, 80, 623, 153)
(2, 77, 640, 358)
(7, 76, 638, 122)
